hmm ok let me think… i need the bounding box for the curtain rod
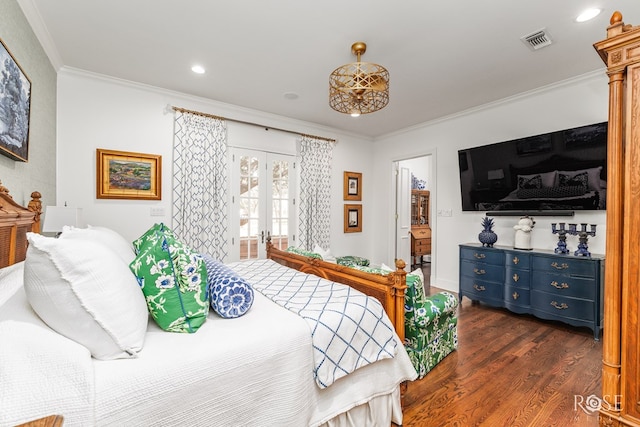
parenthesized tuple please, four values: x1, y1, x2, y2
(171, 106, 336, 143)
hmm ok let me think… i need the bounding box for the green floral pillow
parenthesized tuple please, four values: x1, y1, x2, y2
(285, 247, 323, 259)
(129, 227, 209, 333)
(132, 223, 176, 255)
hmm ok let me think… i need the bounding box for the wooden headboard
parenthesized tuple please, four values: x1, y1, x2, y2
(0, 183, 42, 268)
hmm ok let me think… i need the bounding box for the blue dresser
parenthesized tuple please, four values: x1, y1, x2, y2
(459, 244, 604, 340)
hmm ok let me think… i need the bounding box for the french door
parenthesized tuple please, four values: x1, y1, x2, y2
(229, 148, 296, 261)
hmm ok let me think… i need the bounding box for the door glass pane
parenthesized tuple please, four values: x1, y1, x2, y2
(239, 155, 260, 260)
(270, 160, 289, 250)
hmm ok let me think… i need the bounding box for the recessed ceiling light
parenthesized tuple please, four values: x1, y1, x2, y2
(576, 8, 601, 23)
(191, 65, 205, 74)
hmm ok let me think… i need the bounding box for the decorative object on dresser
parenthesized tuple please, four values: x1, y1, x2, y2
(459, 244, 604, 340)
(0, 37, 31, 162)
(410, 189, 431, 269)
(477, 216, 497, 247)
(96, 149, 162, 200)
(594, 11, 640, 425)
(551, 223, 570, 254)
(563, 223, 597, 257)
(513, 215, 535, 250)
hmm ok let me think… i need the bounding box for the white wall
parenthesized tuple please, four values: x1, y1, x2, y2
(372, 72, 609, 293)
(0, 0, 56, 208)
(56, 68, 376, 260)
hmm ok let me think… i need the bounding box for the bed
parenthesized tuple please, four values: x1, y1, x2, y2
(0, 186, 417, 427)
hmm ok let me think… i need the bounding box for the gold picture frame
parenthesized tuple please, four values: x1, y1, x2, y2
(344, 204, 362, 233)
(343, 171, 362, 201)
(96, 149, 162, 200)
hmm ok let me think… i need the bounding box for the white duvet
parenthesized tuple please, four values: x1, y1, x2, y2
(0, 261, 417, 427)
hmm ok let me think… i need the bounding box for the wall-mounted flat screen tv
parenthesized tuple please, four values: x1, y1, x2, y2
(458, 121, 607, 213)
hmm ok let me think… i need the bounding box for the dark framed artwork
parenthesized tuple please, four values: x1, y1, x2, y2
(343, 171, 362, 201)
(344, 204, 362, 233)
(0, 38, 31, 162)
(97, 149, 162, 200)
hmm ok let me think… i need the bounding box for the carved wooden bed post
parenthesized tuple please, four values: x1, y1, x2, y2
(0, 183, 42, 267)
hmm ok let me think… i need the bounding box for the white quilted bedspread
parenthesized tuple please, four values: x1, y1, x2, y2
(229, 258, 398, 388)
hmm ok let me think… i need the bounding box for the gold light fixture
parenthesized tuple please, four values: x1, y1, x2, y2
(329, 42, 389, 117)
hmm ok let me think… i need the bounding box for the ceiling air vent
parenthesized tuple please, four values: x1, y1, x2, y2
(521, 28, 553, 51)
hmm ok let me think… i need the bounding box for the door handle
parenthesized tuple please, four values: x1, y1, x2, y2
(261, 230, 265, 243)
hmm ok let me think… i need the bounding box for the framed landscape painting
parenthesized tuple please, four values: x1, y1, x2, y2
(0, 38, 31, 162)
(96, 149, 162, 200)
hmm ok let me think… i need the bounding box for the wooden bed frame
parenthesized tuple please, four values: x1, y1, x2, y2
(0, 184, 42, 269)
(266, 238, 408, 343)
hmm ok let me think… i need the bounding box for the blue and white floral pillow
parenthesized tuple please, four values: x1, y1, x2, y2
(202, 255, 254, 318)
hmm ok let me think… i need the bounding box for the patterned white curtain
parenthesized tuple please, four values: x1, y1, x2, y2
(298, 135, 334, 250)
(172, 112, 229, 261)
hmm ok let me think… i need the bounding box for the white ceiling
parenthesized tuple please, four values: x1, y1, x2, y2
(17, 0, 640, 138)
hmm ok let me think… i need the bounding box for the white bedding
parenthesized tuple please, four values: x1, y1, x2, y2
(0, 261, 417, 427)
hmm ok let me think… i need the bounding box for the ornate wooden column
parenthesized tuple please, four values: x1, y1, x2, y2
(594, 11, 640, 427)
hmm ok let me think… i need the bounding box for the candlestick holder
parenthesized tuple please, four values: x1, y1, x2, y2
(566, 223, 597, 257)
(551, 223, 570, 254)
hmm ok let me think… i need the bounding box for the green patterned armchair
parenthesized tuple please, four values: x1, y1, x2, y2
(404, 273, 458, 379)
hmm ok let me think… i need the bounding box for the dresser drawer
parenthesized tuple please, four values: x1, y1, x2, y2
(532, 273, 595, 300)
(531, 291, 594, 321)
(460, 276, 503, 301)
(414, 246, 431, 256)
(505, 266, 530, 288)
(504, 251, 531, 269)
(505, 285, 530, 308)
(460, 260, 504, 282)
(460, 247, 503, 265)
(532, 255, 596, 277)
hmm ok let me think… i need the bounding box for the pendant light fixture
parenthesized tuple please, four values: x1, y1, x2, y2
(329, 42, 389, 117)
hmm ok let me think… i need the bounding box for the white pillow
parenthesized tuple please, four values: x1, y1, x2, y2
(59, 225, 135, 264)
(24, 233, 148, 360)
(313, 243, 336, 262)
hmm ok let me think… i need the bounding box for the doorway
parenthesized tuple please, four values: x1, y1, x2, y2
(229, 148, 296, 261)
(395, 154, 434, 286)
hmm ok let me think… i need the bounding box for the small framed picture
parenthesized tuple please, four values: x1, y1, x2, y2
(344, 204, 362, 233)
(343, 171, 362, 201)
(97, 149, 162, 200)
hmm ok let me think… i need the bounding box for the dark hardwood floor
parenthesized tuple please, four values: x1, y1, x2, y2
(400, 264, 602, 426)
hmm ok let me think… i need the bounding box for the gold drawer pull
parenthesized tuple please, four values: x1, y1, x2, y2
(473, 268, 486, 275)
(512, 256, 519, 265)
(512, 292, 519, 300)
(473, 284, 486, 292)
(551, 262, 569, 270)
(550, 301, 569, 310)
(513, 273, 519, 282)
(550, 281, 569, 289)
(474, 253, 486, 259)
